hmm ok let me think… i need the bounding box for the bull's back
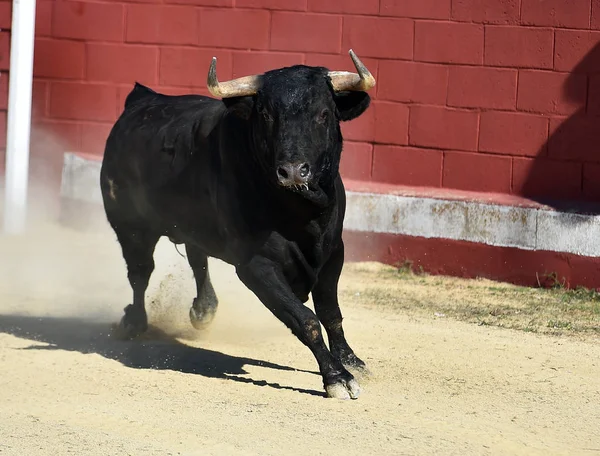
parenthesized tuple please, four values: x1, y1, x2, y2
(100, 83, 225, 230)
(103, 83, 224, 181)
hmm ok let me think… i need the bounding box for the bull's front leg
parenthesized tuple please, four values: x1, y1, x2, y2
(236, 255, 361, 399)
(311, 240, 368, 376)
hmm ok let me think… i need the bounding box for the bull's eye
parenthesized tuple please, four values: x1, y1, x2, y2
(256, 100, 273, 122)
(262, 111, 273, 122)
(317, 109, 330, 124)
(260, 107, 273, 122)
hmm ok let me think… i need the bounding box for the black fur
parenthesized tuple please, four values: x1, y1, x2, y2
(100, 64, 371, 398)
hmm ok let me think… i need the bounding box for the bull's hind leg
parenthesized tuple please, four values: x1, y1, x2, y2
(311, 241, 368, 376)
(185, 243, 218, 329)
(111, 225, 161, 339)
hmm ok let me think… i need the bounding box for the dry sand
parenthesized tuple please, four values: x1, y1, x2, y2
(0, 214, 599, 455)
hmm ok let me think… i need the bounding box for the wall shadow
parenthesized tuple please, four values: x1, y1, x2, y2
(522, 41, 600, 217)
(0, 314, 323, 398)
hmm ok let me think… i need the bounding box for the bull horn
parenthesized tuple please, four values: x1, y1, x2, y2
(328, 49, 376, 92)
(207, 57, 261, 98)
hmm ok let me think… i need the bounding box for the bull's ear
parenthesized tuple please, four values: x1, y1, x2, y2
(333, 91, 371, 121)
(223, 96, 254, 120)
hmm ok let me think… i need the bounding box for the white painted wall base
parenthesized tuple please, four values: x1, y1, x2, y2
(59, 152, 600, 259)
(344, 193, 600, 258)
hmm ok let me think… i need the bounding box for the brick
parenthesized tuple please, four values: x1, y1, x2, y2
(341, 102, 375, 142)
(339, 142, 373, 181)
(583, 163, 600, 199)
(517, 70, 586, 116)
(593, 0, 600, 28)
(373, 101, 409, 145)
(521, 0, 590, 28)
(479, 111, 548, 156)
(415, 21, 483, 64)
(36, 1, 52, 36)
(33, 39, 85, 80)
(0, 111, 5, 149)
(381, 0, 450, 19)
(165, 0, 232, 5)
(0, 32, 8, 71)
(53, 1, 124, 42)
(443, 151, 511, 193)
(32, 81, 49, 118)
(305, 53, 378, 79)
(87, 44, 159, 85)
(0, 73, 6, 109)
(271, 12, 341, 54)
(554, 30, 600, 73)
(237, 0, 305, 9)
(126, 5, 197, 45)
(513, 157, 582, 199)
(451, 0, 520, 24)
(373, 145, 442, 187)
(199, 9, 270, 50)
(0, 2, 10, 29)
(485, 26, 554, 69)
(49, 82, 118, 122)
(117, 87, 130, 112)
(547, 114, 600, 162)
(447, 66, 517, 110)
(81, 123, 113, 155)
(342, 16, 413, 60)
(378, 60, 447, 105)
(409, 106, 479, 151)
(588, 74, 600, 115)
(309, 0, 378, 15)
(232, 51, 303, 78)
(160, 47, 232, 87)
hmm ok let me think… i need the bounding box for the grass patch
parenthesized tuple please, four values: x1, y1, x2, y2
(340, 262, 600, 339)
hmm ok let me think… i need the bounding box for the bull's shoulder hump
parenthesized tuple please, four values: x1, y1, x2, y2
(113, 88, 227, 142)
(123, 82, 221, 111)
(123, 82, 158, 109)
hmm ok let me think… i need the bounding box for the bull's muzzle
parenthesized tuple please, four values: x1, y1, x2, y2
(277, 162, 311, 189)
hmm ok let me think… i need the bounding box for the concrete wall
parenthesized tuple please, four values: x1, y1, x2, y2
(59, 152, 600, 288)
(1, 0, 600, 205)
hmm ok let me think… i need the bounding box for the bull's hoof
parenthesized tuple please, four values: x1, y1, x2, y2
(325, 377, 361, 400)
(189, 306, 216, 330)
(111, 305, 148, 340)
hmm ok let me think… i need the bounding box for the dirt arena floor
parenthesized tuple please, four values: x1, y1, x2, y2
(1, 216, 599, 455)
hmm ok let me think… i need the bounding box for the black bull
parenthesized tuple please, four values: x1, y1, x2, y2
(99, 51, 375, 399)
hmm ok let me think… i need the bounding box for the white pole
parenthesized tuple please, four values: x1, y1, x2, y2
(3, 0, 36, 234)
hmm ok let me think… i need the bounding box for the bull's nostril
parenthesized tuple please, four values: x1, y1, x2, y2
(277, 167, 289, 180)
(299, 163, 310, 178)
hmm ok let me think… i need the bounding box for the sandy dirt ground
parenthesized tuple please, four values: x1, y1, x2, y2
(1, 217, 599, 456)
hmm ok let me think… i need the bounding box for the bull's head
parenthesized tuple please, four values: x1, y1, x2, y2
(207, 50, 375, 194)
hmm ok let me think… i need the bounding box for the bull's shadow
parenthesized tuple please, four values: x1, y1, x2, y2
(0, 314, 323, 397)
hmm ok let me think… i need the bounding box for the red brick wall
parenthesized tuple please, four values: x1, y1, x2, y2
(2, 0, 600, 204)
(0, 0, 10, 165)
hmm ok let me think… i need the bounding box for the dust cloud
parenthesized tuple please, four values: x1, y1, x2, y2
(0, 141, 286, 346)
